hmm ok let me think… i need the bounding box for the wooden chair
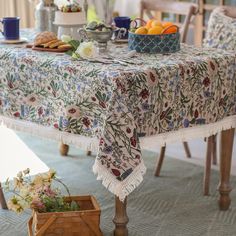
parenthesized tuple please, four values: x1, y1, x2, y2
(203, 6, 236, 195)
(140, 0, 217, 195)
(140, 0, 198, 43)
(140, 0, 198, 167)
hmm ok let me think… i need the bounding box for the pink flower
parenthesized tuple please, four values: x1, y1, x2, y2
(44, 186, 56, 197)
(31, 199, 45, 211)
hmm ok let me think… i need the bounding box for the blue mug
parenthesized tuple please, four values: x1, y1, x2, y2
(0, 17, 20, 40)
(114, 16, 131, 39)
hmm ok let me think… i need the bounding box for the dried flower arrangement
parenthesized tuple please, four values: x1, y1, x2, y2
(4, 169, 79, 213)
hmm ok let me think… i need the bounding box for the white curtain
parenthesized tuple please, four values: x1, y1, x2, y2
(0, 0, 36, 28)
(114, 0, 141, 18)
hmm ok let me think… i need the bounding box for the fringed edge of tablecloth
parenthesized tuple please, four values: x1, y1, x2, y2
(93, 159, 147, 202)
(140, 115, 236, 148)
(0, 115, 99, 152)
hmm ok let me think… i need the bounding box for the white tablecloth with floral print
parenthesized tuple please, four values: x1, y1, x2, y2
(0, 30, 236, 201)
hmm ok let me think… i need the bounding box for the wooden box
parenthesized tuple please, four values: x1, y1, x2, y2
(27, 195, 103, 236)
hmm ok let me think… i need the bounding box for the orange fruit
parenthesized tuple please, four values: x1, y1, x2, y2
(148, 26, 163, 35)
(151, 20, 163, 28)
(146, 19, 155, 29)
(163, 22, 173, 28)
(162, 25, 178, 34)
(135, 26, 148, 35)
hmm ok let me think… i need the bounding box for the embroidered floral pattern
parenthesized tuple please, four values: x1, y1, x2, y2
(0, 31, 236, 197)
(204, 8, 236, 50)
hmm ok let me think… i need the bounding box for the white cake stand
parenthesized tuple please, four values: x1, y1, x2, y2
(54, 23, 86, 41)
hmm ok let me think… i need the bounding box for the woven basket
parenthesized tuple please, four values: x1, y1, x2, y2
(128, 25, 180, 54)
(27, 195, 102, 236)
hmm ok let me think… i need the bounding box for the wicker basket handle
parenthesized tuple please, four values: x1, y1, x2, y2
(27, 215, 57, 236)
(130, 17, 147, 28)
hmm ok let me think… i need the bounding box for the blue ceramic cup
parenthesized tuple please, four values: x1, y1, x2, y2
(0, 17, 20, 40)
(114, 16, 131, 39)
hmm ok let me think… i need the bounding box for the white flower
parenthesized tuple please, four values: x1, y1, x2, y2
(61, 34, 73, 43)
(75, 42, 98, 59)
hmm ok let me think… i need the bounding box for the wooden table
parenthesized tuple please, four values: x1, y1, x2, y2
(0, 31, 235, 235)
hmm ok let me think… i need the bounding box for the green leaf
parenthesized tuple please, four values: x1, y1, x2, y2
(69, 40, 80, 50)
(70, 200, 80, 211)
(65, 50, 73, 56)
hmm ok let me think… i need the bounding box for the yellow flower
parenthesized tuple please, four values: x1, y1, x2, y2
(17, 171, 23, 178)
(13, 177, 23, 189)
(8, 197, 24, 213)
(32, 175, 44, 188)
(47, 169, 56, 179)
(23, 168, 30, 175)
(76, 42, 98, 59)
(19, 186, 30, 198)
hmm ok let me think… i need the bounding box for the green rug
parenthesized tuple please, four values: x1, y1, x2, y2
(1, 132, 236, 236)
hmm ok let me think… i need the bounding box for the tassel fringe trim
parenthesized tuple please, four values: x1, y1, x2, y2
(140, 116, 236, 148)
(93, 159, 147, 202)
(0, 116, 99, 152)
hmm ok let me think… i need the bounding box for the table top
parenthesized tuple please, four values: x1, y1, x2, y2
(0, 30, 235, 200)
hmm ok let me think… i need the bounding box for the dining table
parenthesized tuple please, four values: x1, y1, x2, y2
(0, 29, 236, 236)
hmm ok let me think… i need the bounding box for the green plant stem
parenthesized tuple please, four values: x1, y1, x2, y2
(54, 178, 71, 201)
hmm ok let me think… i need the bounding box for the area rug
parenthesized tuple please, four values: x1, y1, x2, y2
(0, 132, 236, 236)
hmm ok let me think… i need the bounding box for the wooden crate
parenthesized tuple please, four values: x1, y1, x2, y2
(27, 195, 103, 236)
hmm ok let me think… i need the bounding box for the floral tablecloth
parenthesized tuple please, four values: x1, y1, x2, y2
(0, 31, 236, 200)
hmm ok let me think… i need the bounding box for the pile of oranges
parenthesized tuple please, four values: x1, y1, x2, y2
(134, 19, 177, 35)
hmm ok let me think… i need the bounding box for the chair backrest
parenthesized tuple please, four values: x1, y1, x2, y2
(140, 0, 198, 43)
(220, 6, 236, 19)
(203, 6, 236, 51)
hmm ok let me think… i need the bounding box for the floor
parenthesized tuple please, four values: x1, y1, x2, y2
(1, 128, 236, 236)
(0, 124, 236, 180)
(144, 135, 236, 176)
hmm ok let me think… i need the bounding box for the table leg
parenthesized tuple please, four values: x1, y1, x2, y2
(59, 143, 69, 156)
(87, 151, 92, 156)
(212, 134, 217, 165)
(113, 197, 129, 236)
(0, 183, 8, 209)
(218, 128, 235, 211)
(204, 135, 213, 196)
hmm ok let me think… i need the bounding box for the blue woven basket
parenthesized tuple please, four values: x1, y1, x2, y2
(128, 31, 180, 54)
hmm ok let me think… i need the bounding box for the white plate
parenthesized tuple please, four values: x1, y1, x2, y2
(0, 37, 28, 44)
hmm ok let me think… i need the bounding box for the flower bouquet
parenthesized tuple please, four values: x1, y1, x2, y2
(5, 169, 102, 236)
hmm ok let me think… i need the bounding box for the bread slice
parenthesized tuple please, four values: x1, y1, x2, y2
(58, 44, 72, 49)
(49, 40, 65, 49)
(42, 39, 59, 48)
(34, 31, 57, 46)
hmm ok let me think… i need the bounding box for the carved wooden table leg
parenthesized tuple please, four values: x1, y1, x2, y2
(113, 197, 129, 236)
(204, 135, 213, 196)
(0, 183, 8, 209)
(155, 145, 166, 177)
(87, 150, 92, 156)
(218, 128, 235, 211)
(212, 134, 217, 165)
(183, 141, 191, 158)
(59, 143, 69, 156)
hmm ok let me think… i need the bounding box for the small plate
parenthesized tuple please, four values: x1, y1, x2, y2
(32, 46, 70, 53)
(0, 37, 28, 44)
